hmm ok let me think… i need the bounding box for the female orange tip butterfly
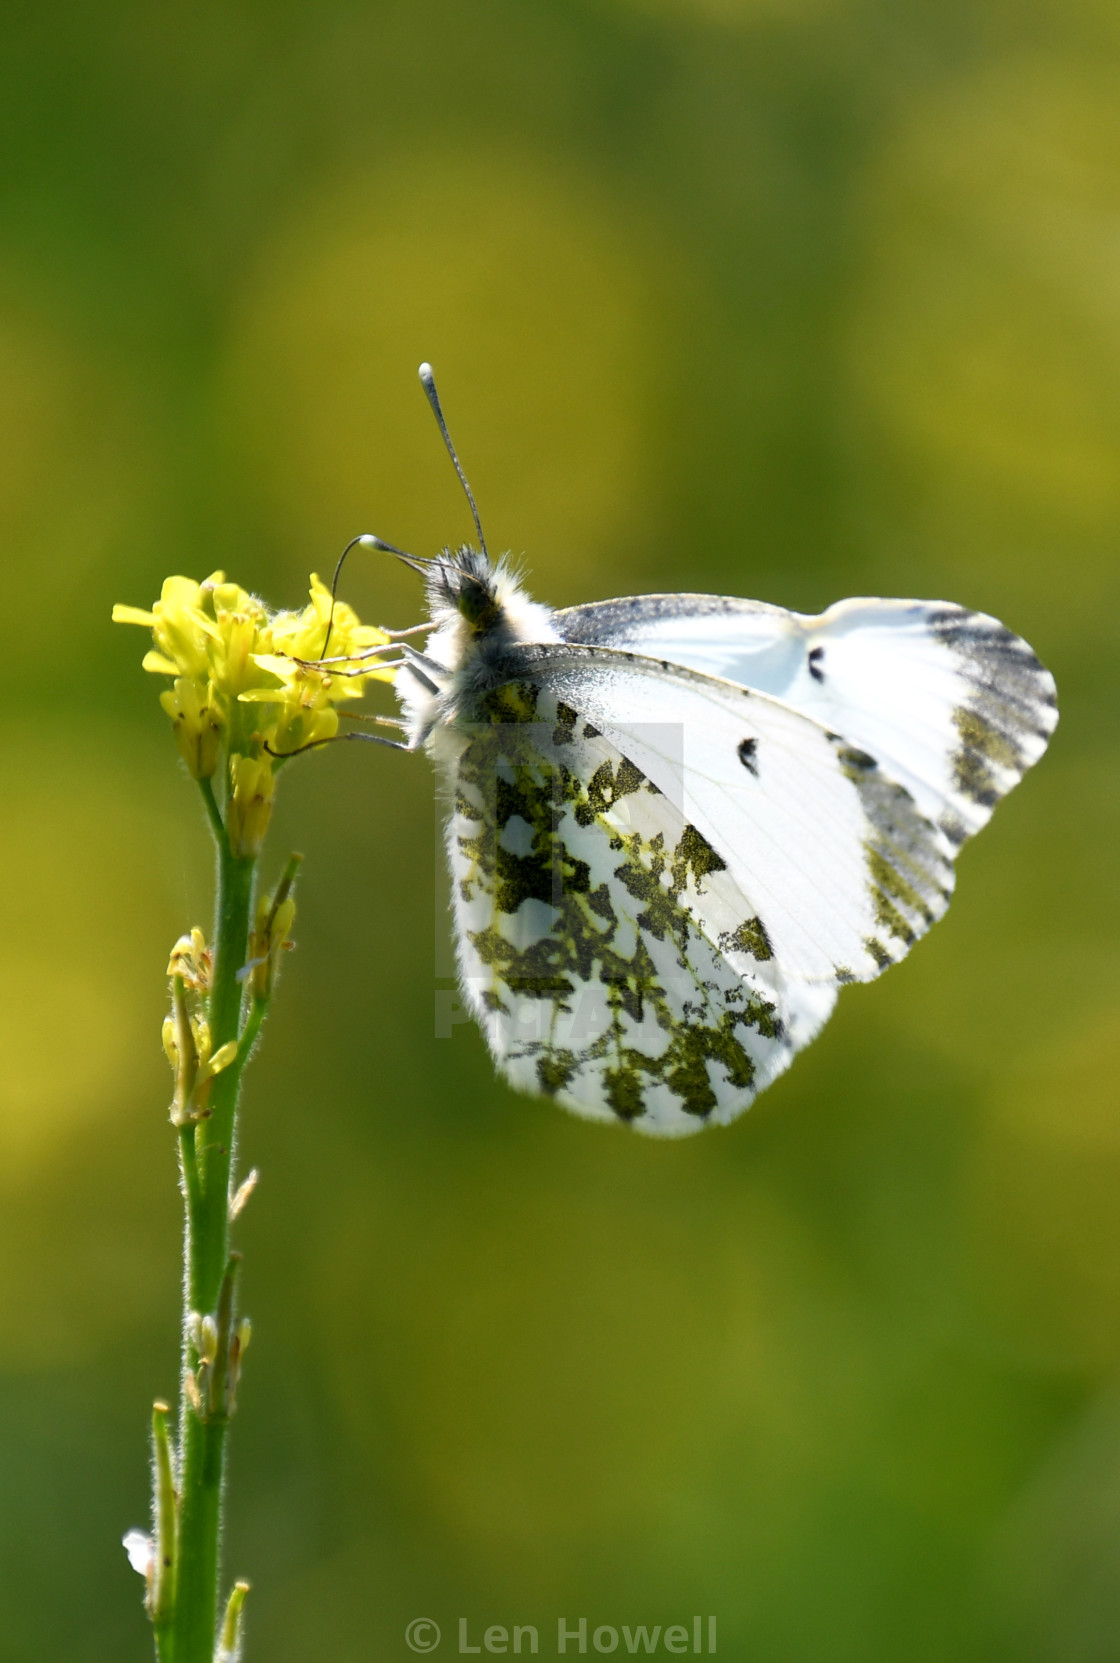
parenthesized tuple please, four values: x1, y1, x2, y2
(330, 364, 1057, 1137)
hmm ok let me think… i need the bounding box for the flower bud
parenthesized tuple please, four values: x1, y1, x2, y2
(217, 1581, 250, 1663)
(167, 928, 211, 991)
(150, 1400, 177, 1623)
(226, 754, 275, 859)
(167, 976, 199, 1126)
(229, 1168, 259, 1220)
(245, 855, 301, 1002)
(220, 614, 260, 698)
(205, 1040, 239, 1078)
(159, 677, 222, 779)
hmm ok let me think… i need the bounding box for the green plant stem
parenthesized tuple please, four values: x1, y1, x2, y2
(167, 807, 256, 1663)
(170, 1416, 229, 1663)
(199, 776, 225, 845)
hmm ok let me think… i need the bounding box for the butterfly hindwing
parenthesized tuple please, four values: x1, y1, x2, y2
(446, 680, 819, 1135)
(444, 658, 953, 1136)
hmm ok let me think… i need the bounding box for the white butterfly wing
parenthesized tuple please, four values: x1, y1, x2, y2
(443, 656, 952, 1135)
(512, 645, 955, 986)
(447, 694, 806, 1137)
(555, 594, 1058, 846)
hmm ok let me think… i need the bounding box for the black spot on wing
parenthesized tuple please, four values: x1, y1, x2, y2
(737, 736, 759, 776)
(838, 745, 876, 772)
(808, 646, 825, 683)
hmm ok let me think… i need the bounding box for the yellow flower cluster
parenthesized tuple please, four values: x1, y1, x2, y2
(114, 573, 392, 855)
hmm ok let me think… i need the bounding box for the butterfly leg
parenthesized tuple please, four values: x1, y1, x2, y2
(265, 729, 413, 759)
(338, 711, 409, 730)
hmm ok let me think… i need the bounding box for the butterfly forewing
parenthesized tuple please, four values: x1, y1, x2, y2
(555, 594, 1058, 848)
(511, 644, 956, 988)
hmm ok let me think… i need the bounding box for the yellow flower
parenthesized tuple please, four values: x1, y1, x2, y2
(114, 573, 394, 843)
(166, 928, 211, 991)
(243, 574, 394, 754)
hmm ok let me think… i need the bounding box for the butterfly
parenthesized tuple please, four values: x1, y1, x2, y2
(343, 367, 1057, 1137)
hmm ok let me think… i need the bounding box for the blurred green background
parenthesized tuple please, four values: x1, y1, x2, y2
(2, 0, 1118, 1658)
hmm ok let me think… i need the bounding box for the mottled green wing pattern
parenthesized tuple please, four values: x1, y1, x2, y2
(511, 643, 957, 990)
(447, 681, 833, 1136)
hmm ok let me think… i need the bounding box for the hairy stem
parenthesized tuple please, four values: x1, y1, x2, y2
(168, 813, 256, 1663)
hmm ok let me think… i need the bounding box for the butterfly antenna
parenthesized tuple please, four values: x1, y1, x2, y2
(323, 532, 431, 656)
(418, 362, 489, 560)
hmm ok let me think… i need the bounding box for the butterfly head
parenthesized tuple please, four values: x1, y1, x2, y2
(383, 542, 559, 754)
(378, 366, 560, 742)
(425, 545, 504, 636)
(417, 544, 559, 662)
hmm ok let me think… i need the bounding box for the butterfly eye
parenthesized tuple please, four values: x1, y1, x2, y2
(458, 576, 500, 631)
